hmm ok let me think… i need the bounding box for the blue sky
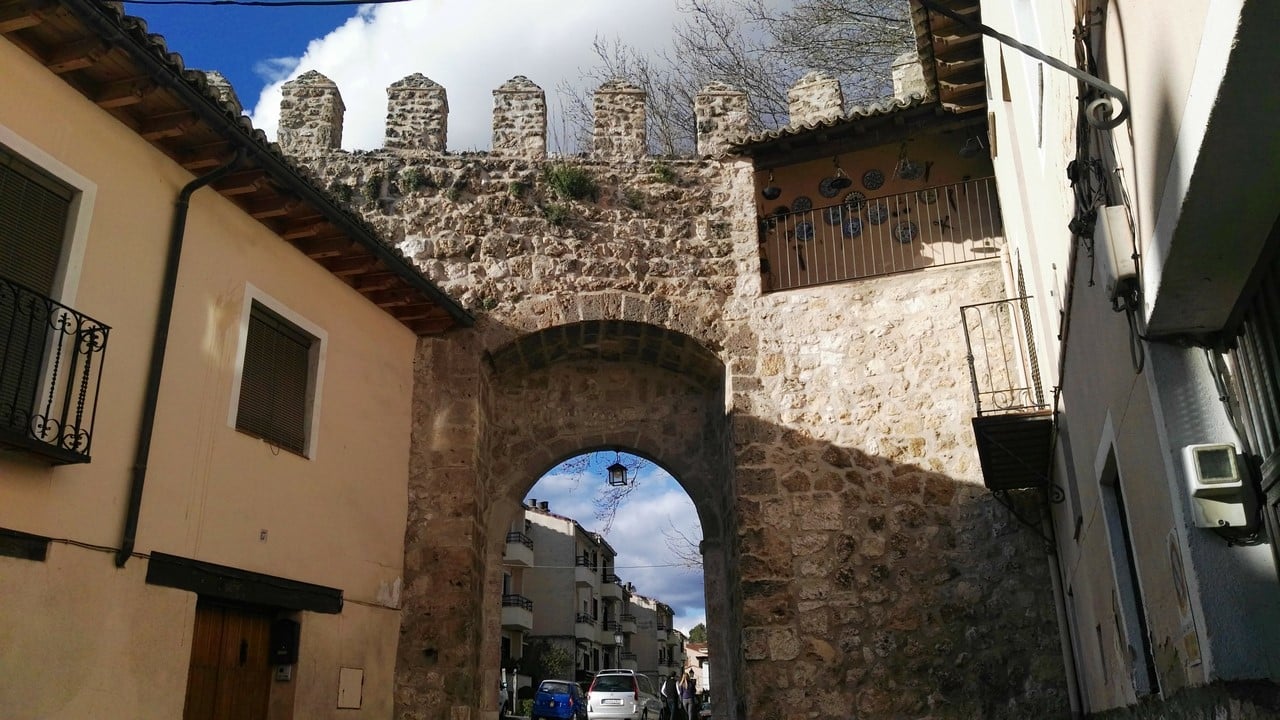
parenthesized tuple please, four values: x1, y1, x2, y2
(528, 452, 706, 635)
(122, 0, 689, 151)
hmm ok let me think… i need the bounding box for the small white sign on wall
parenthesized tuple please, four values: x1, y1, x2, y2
(338, 667, 364, 709)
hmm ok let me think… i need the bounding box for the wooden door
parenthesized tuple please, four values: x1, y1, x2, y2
(184, 602, 273, 720)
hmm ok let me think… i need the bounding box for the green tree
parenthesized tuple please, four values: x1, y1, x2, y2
(518, 640, 574, 688)
(687, 623, 707, 643)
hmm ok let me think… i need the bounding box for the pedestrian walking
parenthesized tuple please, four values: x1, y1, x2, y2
(679, 670, 697, 720)
(660, 674, 679, 720)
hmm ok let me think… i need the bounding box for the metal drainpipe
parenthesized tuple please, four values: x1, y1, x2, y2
(115, 148, 245, 567)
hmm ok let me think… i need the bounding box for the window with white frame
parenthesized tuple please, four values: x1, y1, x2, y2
(230, 290, 325, 457)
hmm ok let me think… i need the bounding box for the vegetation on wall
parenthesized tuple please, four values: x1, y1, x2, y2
(544, 164, 599, 202)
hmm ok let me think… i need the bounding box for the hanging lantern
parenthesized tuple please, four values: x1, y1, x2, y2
(606, 458, 630, 486)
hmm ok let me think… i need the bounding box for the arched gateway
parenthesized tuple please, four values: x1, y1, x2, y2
(282, 71, 1070, 720)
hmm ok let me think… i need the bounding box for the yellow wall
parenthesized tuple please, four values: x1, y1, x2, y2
(0, 34, 416, 719)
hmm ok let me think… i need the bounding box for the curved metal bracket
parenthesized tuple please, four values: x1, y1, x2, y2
(917, 0, 1130, 129)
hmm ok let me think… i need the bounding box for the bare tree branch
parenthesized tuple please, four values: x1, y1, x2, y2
(663, 520, 704, 569)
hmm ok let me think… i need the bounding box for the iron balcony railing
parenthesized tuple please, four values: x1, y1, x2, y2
(961, 296, 1046, 416)
(602, 571, 620, 583)
(620, 652, 637, 661)
(505, 531, 533, 549)
(760, 176, 1003, 291)
(621, 613, 636, 622)
(575, 613, 597, 626)
(575, 556, 596, 571)
(0, 277, 110, 464)
(602, 620, 621, 632)
(502, 593, 533, 610)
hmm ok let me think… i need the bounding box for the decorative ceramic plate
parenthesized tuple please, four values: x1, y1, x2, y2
(792, 195, 813, 213)
(861, 169, 885, 191)
(842, 216, 863, 239)
(795, 221, 815, 242)
(866, 200, 890, 225)
(843, 190, 866, 210)
(898, 160, 924, 181)
(818, 177, 841, 198)
(894, 220, 919, 244)
(917, 188, 939, 205)
(823, 206, 844, 226)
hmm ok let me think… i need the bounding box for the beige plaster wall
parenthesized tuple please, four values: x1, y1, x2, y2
(0, 547, 194, 720)
(0, 35, 415, 719)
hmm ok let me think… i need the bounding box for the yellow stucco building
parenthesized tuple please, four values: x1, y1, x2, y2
(0, 3, 470, 718)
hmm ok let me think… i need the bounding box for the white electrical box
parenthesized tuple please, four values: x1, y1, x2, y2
(1093, 205, 1136, 300)
(1181, 443, 1248, 528)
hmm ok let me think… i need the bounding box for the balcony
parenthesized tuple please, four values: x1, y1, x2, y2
(600, 572, 622, 600)
(504, 531, 534, 567)
(574, 556, 596, 587)
(655, 624, 669, 642)
(620, 613, 637, 634)
(961, 297, 1054, 492)
(574, 613, 597, 640)
(760, 177, 1003, 292)
(0, 277, 110, 465)
(599, 620, 622, 646)
(501, 594, 533, 632)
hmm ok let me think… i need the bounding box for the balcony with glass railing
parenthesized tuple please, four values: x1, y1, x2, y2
(759, 177, 1003, 292)
(0, 277, 110, 465)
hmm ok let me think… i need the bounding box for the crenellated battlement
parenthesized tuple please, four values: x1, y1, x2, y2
(275, 70, 852, 159)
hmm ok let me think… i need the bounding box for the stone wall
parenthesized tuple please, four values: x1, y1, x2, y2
(285, 74, 1069, 720)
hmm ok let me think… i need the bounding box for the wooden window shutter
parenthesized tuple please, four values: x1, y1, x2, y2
(0, 146, 72, 295)
(236, 302, 313, 454)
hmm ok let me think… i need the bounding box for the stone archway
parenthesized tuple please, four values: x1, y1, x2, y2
(397, 313, 743, 720)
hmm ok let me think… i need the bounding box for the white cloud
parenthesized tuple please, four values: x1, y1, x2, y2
(248, 0, 686, 151)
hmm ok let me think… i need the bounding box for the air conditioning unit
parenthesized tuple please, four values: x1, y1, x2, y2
(1093, 204, 1136, 301)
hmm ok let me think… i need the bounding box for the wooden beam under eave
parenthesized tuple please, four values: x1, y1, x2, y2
(279, 220, 328, 241)
(245, 196, 300, 220)
(318, 255, 383, 276)
(389, 303, 451, 322)
(178, 142, 233, 171)
(291, 235, 354, 259)
(213, 169, 267, 196)
(139, 112, 197, 140)
(45, 37, 109, 74)
(0, 1, 49, 33)
(365, 286, 420, 307)
(350, 271, 400, 292)
(93, 77, 155, 109)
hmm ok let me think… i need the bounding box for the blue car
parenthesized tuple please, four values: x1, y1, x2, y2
(532, 679, 589, 720)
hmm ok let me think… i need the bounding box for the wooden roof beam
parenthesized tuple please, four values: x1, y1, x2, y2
(176, 141, 234, 170)
(45, 36, 109, 74)
(245, 196, 300, 220)
(212, 169, 267, 196)
(350, 271, 401, 292)
(318, 255, 383, 277)
(279, 219, 329, 241)
(92, 76, 156, 108)
(139, 111, 197, 140)
(0, 0, 52, 33)
(291, 235, 354, 259)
